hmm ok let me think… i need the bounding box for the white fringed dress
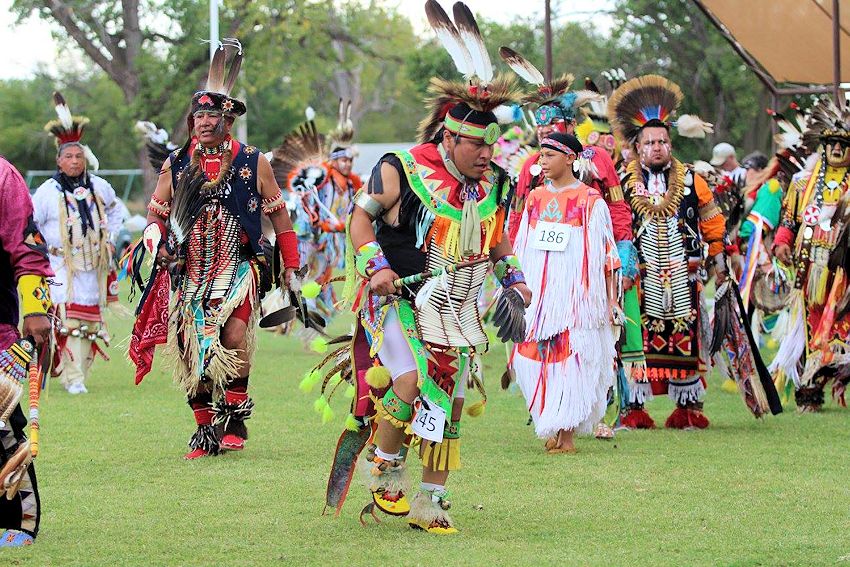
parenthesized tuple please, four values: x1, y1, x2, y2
(512, 181, 619, 437)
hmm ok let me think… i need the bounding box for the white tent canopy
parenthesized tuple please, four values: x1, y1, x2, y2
(698, 0, 848, 87)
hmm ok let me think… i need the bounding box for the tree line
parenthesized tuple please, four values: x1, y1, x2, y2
(1, 0, 800, 198)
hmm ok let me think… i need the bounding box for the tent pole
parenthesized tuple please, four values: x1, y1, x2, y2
(691, 0, 777, 94)
(834, 0, 842, 104)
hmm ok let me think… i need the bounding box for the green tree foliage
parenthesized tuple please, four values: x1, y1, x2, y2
(0, 74, 136, 177)
(608, 0, 773, 161)
(1, 0, 783, 185)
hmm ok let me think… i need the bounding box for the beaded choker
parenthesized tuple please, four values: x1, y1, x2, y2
(197, 140, 230, 156)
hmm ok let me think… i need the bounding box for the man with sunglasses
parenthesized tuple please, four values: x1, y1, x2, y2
(772, 98, 850, 412)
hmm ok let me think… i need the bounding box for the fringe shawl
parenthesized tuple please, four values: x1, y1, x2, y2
(515, 196, 617, 341)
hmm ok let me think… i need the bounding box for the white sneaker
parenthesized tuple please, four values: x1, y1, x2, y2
(66, 383, 87, 395)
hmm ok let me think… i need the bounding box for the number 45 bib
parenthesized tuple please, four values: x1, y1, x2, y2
(532, 221, 570, 252)
(411, 396, 446, 442)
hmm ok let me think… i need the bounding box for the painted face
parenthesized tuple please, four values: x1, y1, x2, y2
(538, 147, 571, 181)
(825, 138, 850, 168)
(194, 111, 231, 146)
(444, 132, 494, 180)
(636, 126, 672, 170)
(536, 120, 573, 144)
(333, 156, 353, 176)
(57, 144, 86, 178)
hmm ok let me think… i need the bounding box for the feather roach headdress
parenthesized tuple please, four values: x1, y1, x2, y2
(607, 74, 713, 144)
(498, 46, 602, 127)
(190, 39, 246, 118)
(44, 91, 99, 171)
(418, 1, 521, 144)
(327, 99, 356, 159)
(801, 97, 850, 154)
(270, 108, 328, 192)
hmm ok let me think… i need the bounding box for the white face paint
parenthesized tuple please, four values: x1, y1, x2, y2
(637, 127, 673, 169)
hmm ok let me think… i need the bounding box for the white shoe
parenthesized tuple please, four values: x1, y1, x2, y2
(66, 383, 87, 395)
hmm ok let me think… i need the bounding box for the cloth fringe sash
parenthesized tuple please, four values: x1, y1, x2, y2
(169, 260, 258, 396)
(420, 438, 460, 471)
(57, 190, 111, 306)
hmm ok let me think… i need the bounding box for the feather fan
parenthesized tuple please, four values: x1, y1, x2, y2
(607, 74, 684, 143)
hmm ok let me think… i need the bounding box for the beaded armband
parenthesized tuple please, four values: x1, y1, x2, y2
(355, 241, 391, 278)
(607, 184, 625, 202)
(147, 195, 171, 218)
(617, 241, 639, 280)
(18, 274, 52, 316)
(698, 199, 722, 221)
(493, 254, 525, 288)
(262, 190, 286, 214)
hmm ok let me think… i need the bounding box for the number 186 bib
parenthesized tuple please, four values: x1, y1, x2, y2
(532, 221, 570, 252)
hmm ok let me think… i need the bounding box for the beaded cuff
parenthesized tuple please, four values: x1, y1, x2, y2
(262, 190, 286, 214)
(276, 230, 300, 269)
(147, 195, 171, 218)
(355, 241, 391, 278)
(617, 241, 639, 279)
(698, 200, 722, 221)
(18, 274, 51, 316)
(493, 254, 525, 288)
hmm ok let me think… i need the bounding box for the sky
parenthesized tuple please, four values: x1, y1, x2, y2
(0, 0, 614, 80)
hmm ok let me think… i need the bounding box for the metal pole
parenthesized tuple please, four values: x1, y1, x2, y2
(769, 90, 778, 153)
(210, 0, 219, 61)
(544, 0, 553, 83)
(237, 87, 248, 142)
(833, 0, 842, 104)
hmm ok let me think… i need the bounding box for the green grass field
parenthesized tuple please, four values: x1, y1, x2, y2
(7, 305, 850, 567)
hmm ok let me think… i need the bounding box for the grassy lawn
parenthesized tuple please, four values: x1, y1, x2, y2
(6, 303, 850, 566)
